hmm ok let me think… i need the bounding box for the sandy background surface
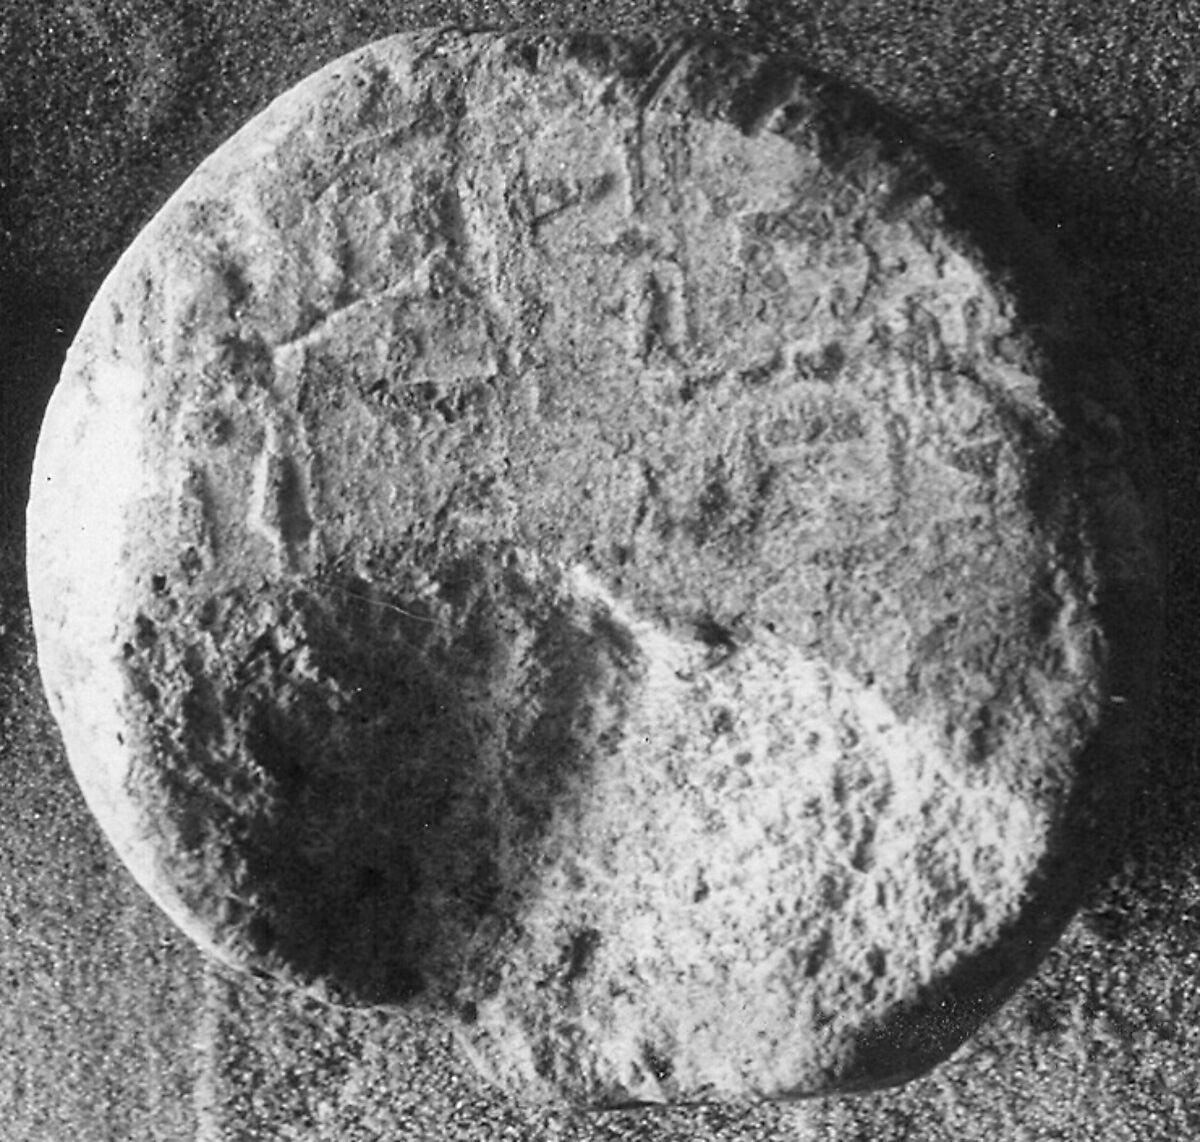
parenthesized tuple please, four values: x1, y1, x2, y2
(2, 2, 1199, 1139)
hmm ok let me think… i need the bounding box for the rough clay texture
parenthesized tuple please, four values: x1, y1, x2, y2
(26, 30, 1158, 1106)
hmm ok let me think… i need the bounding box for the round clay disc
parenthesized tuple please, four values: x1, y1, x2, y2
(27, 30, 1158, 1104)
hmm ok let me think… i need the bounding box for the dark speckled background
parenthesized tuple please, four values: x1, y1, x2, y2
(2, 3, 1199, 1139)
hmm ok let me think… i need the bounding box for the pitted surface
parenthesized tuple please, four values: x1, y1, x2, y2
(27, 31, 1158, 1104)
